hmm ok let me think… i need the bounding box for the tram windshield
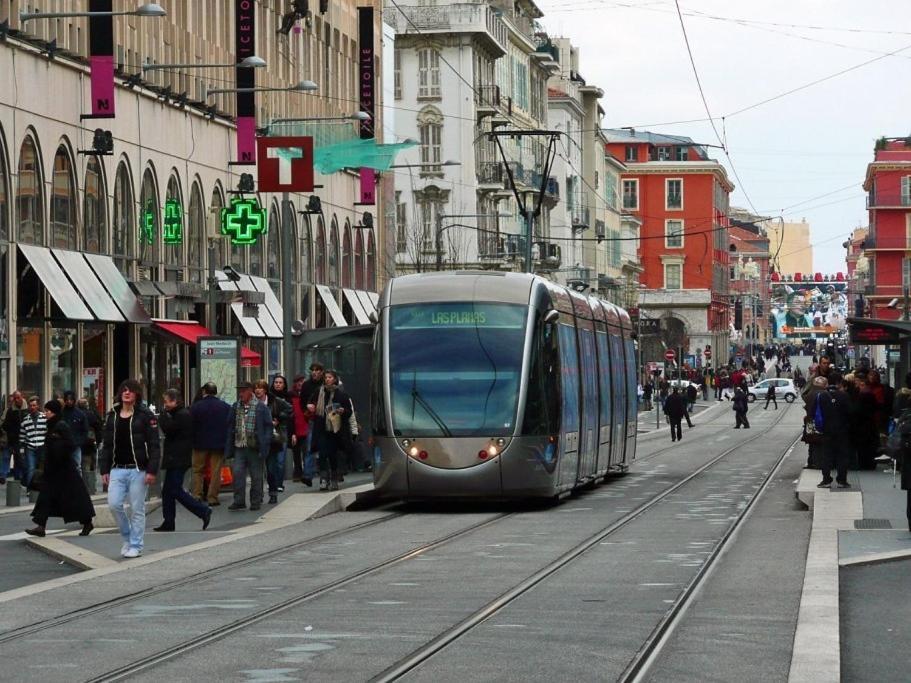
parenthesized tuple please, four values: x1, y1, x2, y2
(388, 302, 528, 437)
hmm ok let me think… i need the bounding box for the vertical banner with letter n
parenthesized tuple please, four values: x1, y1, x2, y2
(89, 0, 115, 118)
(235, 0, 256, 164)
(358, 6, 376, 204)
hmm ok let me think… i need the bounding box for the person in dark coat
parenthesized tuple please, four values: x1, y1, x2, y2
(817, 373, 852, 489)
(189, 383, 232, 506)
(663, 387, 686, 442)
(854, 375, 880, 470)
(764, 382, 778, 410)
(902, 435, 911, 532)
(1, 391, 28, 483)
(155, 389, 211, 532)
(225, 382, 273, 512)
(732, 387, 750, 429)
(311, 370, 353, 490)
(685, 383, 698, 414)
(25, 400, 95, 537)
(77, 397, 103, 473)
(61, 390, 89, 471)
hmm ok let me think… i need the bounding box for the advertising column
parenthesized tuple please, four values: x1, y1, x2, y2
(235, 0, 256, 164)
(358, 6, 376, 204)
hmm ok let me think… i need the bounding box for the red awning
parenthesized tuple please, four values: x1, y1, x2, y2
(152, 320, 262, 367)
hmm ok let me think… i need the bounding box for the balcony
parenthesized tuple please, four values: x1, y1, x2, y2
(384, 4, 508, 57)
(861, 234, 910, 250)
(867, 193, 911, 209)
(571, 206, 591, 230)
(476, 84, 500, 121)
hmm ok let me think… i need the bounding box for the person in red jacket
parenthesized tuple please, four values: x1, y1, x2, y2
(290, 375, 314, 487)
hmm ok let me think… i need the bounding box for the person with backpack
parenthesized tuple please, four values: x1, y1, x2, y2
(817, 373, 852, 489)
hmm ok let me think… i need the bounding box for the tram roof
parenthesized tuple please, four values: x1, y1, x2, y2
(384, 271, 540, 307)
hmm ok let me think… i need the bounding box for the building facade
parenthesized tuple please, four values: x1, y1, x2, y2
(604, 129, 733, 369)
(765, 217, 813, 276)
(862, 138, 911, 321)
(728, 219, 771, 351)
(0, 1, 384, 411)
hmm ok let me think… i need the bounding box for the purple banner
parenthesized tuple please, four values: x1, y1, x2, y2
(235, 0, 256, 164)
(89, 0, 115, 117)
(358, 7, 375, 140)
(359, 168, 376, 205)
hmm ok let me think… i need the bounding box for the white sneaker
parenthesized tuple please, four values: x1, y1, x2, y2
(121, 543, 130, 557)
(123, 547, 142, 559)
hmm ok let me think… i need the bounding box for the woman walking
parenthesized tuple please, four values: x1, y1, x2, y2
(25, 400, 95, 537)
(155, 389, 211, 532)
(311, 370, 354, 491)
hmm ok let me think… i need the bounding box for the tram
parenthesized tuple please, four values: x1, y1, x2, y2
(370, 271, 638, 500)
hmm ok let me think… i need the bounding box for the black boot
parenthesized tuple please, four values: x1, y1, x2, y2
(153, 522, 176, 532)
(80, 521, 94, 536)
(25, 525, 46, 537)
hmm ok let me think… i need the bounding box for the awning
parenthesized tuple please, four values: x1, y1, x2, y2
(84, 253, 152, 323)
(343, 288, 371, 325)
(130, 280, 161, 297)
(52, 249, 125, 322)
(215, 271, 268, 339)
(19, 244, 93, 320)
(249, 275, 285, 335)
(355, 289, 378, 317)
(316, 285, 347, 327)
(152, 319, 262, 367)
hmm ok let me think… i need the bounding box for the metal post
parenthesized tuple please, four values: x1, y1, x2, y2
(207, 238, 217, 332)
(435, 211, 443, 272)
(5, 479, 21, 507)
(524, 209, 534, 274)
(281, 192, 294, 376)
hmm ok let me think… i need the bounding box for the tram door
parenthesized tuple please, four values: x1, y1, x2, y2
(608, 331, 625, 468)
(577, 326, 599, 481)
(624, 336, 638, 463)
(595, 329, 612, 475)
(557, 323, 581, 488)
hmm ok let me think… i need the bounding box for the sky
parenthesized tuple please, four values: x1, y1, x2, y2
(536, 0, 911, 274)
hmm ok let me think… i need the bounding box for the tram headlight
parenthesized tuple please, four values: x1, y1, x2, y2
(409, 446, 419, 457)
(401, 439, 411, 449)
(496, 438, 506, 447)
(487, 445, 498, 457)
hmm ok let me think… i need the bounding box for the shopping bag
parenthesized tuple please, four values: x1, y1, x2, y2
(220, 465, 233, 487)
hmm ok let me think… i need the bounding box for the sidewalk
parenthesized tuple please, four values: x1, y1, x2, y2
(791, 460, 911, 682)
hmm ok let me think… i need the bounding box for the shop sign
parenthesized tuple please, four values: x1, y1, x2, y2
(221, 197, 267, 246)
(163, 199, 183, 244)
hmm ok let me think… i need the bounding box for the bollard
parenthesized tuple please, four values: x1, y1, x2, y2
(6, 479, 21, 507)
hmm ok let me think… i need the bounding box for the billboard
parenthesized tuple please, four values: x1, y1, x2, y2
(770, 281, 848, 338)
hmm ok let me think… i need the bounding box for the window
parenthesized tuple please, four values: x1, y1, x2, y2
(50, 145, 78, 249)
(514, 59, 529, 111)
(0, 133, 7, 242)
(657, 146, 670, 161)
(112, 161, 134, 276)
(354, 230, 364, 289)
(328, 218, 340, 288)
(665, 263, 682, 289)
(665, 219, 683, 248)
(903, 176, 911, 206)
(395, 191, 407, 253)
(394, 48, 401, 99)
(366, 231, 376, 291)
(139, 168, 159, 272)
(298, 214, 312, 284)
(621, 179, 638, 210)
(17, 135, 45, 245)
(417, 47, 440, 98)
(675, 146, 688, 161)
(418, 106, 443, 174)
(187, 182, 205, 283)
(666, 178, 683, 210)
(83, 157, 106, 253)
(625, 145, 636, 162)
(342, 223, 352, 288)
(315, 218, 326, 284)
(604, 170, 619, 210)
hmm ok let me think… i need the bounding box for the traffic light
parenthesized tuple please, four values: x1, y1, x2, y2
(92, 129, 114, 155)
(238, 173, 255, 193)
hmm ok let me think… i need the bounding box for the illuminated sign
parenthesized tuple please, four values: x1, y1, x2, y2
(432, 312, 487, 325)
(139, 202, 155, 246)
(163, 199, 183, 244)
(220, 197, 267, 245)
(392, 304, 526, 330)
(850, 324, 902, 345)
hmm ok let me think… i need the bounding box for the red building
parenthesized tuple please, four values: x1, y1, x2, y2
(604, 129, 734, 368)
(862, 138, 911, 320)
(728, 220, 772, 349)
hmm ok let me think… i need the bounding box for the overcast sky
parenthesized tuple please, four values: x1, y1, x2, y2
(537, 0, 910, 273)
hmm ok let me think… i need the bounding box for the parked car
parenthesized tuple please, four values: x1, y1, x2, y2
(747, 378, 797, 403)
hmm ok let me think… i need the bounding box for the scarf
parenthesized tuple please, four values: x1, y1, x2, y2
(315, 384, 337, 418)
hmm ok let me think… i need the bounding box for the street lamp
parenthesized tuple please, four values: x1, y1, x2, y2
(268, 111, 371, 126)
(20, 3, 166, 21)
(203, 80, 318, 97)
(389, 160, 460, 169)
(143, 55, 267, 72)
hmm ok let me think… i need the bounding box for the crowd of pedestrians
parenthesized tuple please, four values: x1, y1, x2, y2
(0, 361, 363, 559)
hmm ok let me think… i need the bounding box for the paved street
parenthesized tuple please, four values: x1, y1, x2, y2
(0, 404, 821, 682)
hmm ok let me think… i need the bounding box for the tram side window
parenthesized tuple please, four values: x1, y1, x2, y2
(370, 323, 388, 436)
(521, 317, 560, 435)
(624, 339, 637, 420)
(596, 331, 611, 426)
(558, 324, 580, 432)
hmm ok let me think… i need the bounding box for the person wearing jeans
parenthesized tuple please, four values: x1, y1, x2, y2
(99, 379, 160, 559)
(20, 397, 47, 490)
(225, 382, 272, 512)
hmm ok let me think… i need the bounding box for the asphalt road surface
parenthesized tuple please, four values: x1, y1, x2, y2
(0, 403, 812, 682)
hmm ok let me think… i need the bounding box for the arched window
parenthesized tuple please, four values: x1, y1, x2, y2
(187, 181, 205, 283)
(417, 105, 443, 174)
(83, 157, 106, 253)
(112, 160, 135, 276)
(139, 167, 160, 273)
(0, 129, 8, 241)
(328, 217, 340, 288)
(50, 143, 78, 249)
(299, 213, 312, 284)
(366, 231, 376, 291)
(315, 218, 326, 284)
(164, 173, 185, 270)
(16, 134, 44, 245)
(341, 221, 352, 288)
(354, 230, 364, 289)
(266, 203, 281, 295)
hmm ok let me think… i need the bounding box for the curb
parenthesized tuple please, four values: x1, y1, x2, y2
(4, 483, 377, 603)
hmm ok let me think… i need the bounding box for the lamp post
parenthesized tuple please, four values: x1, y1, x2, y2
(203, 80, 318, 98)
(20, 3, 166, 21)
(142, 55, 267, 71)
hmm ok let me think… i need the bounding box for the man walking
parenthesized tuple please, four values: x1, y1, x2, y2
(764, 382, 778, 410)
(189, 382, 231, 506)
(225, 382, 271, 512)
(20, 396, 48, 489)
(99, 380, 160, 559)
(61, 391, 90, 471)
(1, 391, 28, 484)
(685, 383, 698, 414)
(817, 372, 852, 489)
(733, 386, 751, 429)
(664, 387, 686, 442)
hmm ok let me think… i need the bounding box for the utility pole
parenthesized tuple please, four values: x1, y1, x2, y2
(435, 211, 443, 272)
(524, 200, 534, 274)
(281, 191, 294, 376)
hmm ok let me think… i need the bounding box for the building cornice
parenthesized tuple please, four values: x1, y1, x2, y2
(623, 161, 734, 192)
(863, 161, 911, 189)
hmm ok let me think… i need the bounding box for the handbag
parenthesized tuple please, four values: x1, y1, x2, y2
(802, 416, 824, 444)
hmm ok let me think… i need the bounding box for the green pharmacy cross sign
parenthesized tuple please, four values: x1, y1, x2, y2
(163, 199, 183, 245)
(221, 197, 267, 246)
(139, 202, 155, 246)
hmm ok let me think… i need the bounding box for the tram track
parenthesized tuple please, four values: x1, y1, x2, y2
(370, 405, 796, 682)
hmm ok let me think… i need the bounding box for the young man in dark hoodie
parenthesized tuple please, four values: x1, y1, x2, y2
(268, 375, 293, 496)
